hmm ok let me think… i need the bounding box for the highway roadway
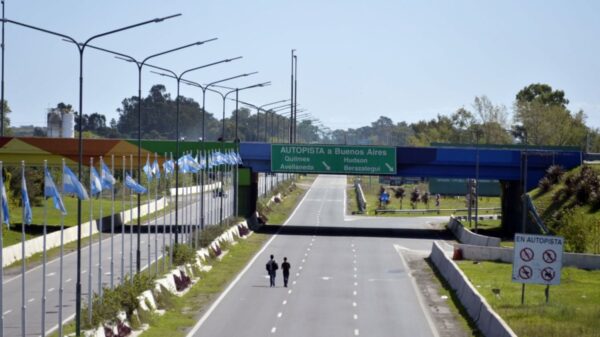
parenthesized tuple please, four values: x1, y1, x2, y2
(1, 178, 244, 337)
(188, 175, 450, 337)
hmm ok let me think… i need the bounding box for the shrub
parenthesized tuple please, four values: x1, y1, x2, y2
(538, 176, 553, 193)
(545, 165, 565, 184)
(171, 243, 196, 266)
(559, 210, 594, 253)
(82, 272, 156, 329)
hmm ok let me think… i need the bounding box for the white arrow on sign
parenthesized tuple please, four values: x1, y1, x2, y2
(385, 163, 394, 172)
(322, 161, 331, 170)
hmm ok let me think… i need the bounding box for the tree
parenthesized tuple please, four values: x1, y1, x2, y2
(516, 83, 569, 107)
(394, 187, 405, 209)
(471, 96, 512, 144)
(1, 100, 11, 135)
(513, 84, 586, 147)
(410, 188, 420, 209)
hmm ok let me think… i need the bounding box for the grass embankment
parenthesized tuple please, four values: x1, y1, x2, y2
(347, 176, 500, 217)
(458, 260, 600, 337)
(530, 164, 600, 254)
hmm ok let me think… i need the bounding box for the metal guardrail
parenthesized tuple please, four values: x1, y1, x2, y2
(374, 207, 501, 214)
(354, 180, 367, 213)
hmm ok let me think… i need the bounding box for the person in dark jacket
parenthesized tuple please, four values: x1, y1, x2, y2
(281, 257, 291, 287)
(266, 254, 278, 287)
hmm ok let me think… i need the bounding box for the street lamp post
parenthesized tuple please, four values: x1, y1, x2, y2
(0, 13, 182, 336)
(235, 99, 289, 142)
(84, 40, 217, 273)
(203, 82, 271, 224)
(148, 59, 243, 244)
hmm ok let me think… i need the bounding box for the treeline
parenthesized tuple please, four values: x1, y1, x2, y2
(6, 82, 600, 151)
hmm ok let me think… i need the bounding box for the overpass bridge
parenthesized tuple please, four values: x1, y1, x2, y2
(240, 142, 582, 232)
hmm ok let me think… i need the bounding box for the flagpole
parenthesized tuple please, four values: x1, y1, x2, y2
(88, 157, 94, 324)
(121, 156, 125, 283)
(195, 151, 200, 249)
(162, 151, 167, 273)
(168, 153, 174, 269)
(110, 155, 115, 289)
(146, 153, 151, 275)
(21, 161, 26, 337)
(154, 152, 159, 275)
(58, 159, 65, 337)
(129, 154, 134, 282)
(0, 160, 3, 337)
(42, 160, 48, 336)
(98, 158, 103, 299)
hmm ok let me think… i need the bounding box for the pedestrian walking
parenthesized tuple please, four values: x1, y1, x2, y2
(266, 254, 278, 287)
(281, 257, 291, 287)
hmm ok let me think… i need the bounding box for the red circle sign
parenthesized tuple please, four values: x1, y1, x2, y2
(543, 249, 557, 264)
(520, 248, 534, 262)
(519, 265, 533, 279)
(541, 267, 555, 281)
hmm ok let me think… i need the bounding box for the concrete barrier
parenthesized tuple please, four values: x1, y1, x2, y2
(169, 182, 221, 196)
(447, 217, 501, 247)
(430, 241, 517, 337)
(458, 243, 600, 270)
(2, 197, 168, 267)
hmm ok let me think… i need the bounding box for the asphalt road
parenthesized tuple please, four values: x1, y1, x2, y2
(188, 175, 450, 337)
(1, 177, 246, 337)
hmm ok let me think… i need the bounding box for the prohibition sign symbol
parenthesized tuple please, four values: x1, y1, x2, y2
(518, 265, 533, 279)
(541, 267, 555, 281)
(543, 249, 557, 264)
(520, 248, 534, 262)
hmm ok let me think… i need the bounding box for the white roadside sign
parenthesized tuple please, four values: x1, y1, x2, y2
(512, 234, 564, 285)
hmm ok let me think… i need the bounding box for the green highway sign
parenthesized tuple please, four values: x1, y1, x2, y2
(271, 144, 397, 175)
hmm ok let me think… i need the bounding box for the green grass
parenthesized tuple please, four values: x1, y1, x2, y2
(458, 260, 600, 337)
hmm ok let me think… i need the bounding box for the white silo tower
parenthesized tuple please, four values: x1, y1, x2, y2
(61, 111, 75, 138)
(47, 111, 62, 138)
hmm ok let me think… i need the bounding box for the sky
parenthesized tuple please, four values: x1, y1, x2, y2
(3, 0, 600, 131)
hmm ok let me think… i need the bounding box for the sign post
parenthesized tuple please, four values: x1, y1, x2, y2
(512, 233, 564, 304)
(271, 144, 397, 175)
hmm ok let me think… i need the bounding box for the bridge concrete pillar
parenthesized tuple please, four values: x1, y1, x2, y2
(236, 168, 259, 218)
(500, 180, 524, 234)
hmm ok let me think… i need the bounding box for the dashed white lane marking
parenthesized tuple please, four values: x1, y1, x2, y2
(3, 310, 11, 315)
(48, 288, 55, 292)
(292, 281, 297, 285)
(28, 298, 35, 303)
(288, 290, 292, 294)
(105, 272, 112, 275)
(271, 327, 276, 333)
(282, 300, 287, 305)
(353, 291, 357, 296)
(354, 267, 357, 272)
(353, 260, 356, 264)
(354, 314, 358, 320)
(307, 248, 311, 251)
(296, 273, 300, 277)
(352, 249, 355, 253)
(277, 312, 282, 318)
(66, 278, 72, 283)
(354, 282, 358, 286)
(353, 274, 357, 278)
(352, 302, 357, 307)
(304, 253, 308, 257)
(82, 270, 87, 274)
(47, 272, 55, 277)
(302, 259, 305, 263)
(354, 328, 360, 335)
(299, 266, 303, 270)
